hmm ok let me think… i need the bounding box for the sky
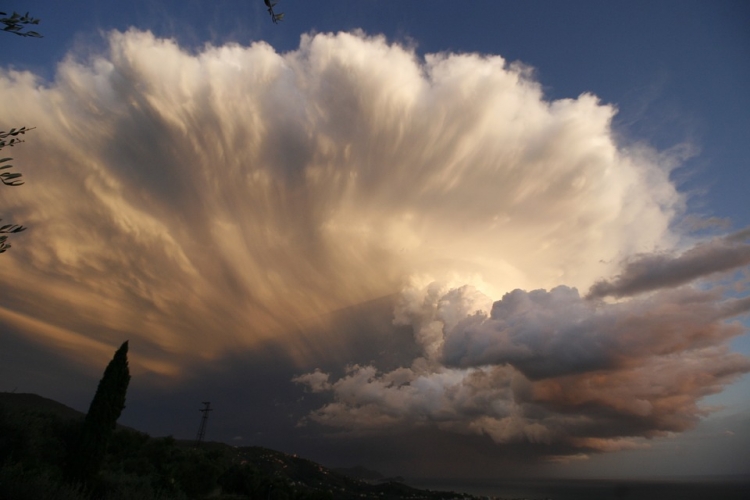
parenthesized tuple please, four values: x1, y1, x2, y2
(1, 0, 749, 481)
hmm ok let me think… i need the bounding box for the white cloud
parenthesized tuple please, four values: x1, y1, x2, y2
(292, 369, 331, 393)
(0, 30, 684, 375)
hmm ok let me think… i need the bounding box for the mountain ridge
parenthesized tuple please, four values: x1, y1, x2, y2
(0, 391, 476, 500)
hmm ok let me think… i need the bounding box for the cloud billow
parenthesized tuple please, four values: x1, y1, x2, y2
(0, 29, 708, 384)
(296, 246, 750, 459)
(1, 27, 747, 463)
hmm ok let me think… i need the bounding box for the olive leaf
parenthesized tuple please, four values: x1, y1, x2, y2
(0, 11, 42, 38)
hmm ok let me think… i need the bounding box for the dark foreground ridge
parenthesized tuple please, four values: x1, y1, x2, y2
(224, 445, 476, 500)
(0, 392, 86, 420)
(3, 392, 747, 500)
(0, 392, 482, 500)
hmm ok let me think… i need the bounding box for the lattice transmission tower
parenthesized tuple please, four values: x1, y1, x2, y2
(194, 401, 212, 447)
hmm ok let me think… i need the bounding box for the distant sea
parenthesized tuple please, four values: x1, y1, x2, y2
(407, 476, 750, 500)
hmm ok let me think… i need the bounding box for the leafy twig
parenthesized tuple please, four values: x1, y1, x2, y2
(0, 220, 26, 253)
(0, 11, 42, 38)
(0, 127, 35, 150)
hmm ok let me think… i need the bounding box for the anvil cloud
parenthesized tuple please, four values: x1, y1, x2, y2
(1, 30, 747, 461)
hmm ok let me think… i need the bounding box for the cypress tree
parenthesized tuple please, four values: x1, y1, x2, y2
(66, 340, 131, 485)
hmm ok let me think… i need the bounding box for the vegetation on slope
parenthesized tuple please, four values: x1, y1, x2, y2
(0, 392, 474, 500)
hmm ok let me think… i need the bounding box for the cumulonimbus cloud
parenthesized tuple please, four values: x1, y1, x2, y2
(296, 261, 750, 458)
(1, 29, 688, 376)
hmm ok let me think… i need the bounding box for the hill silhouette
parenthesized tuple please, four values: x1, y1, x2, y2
(0, 392, 85, 420)
(0, 391, 476, 500)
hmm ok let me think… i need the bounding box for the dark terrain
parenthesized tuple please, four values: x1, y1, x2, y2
(0, 392, 475, 500)
(5, 392, 747, 500)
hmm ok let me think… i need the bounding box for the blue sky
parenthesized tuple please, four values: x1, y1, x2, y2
(1, 0, 749, 480)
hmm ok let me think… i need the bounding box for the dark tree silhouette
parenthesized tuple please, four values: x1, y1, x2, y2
(66, 341, 131, 485)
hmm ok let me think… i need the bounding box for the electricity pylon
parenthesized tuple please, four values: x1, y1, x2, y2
(195, 401, 212, 447)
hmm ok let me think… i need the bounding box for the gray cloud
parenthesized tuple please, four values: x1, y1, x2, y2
(295, 238, 750, 461)
(444, 285, 749, 378)
(587, 229, 750, 299)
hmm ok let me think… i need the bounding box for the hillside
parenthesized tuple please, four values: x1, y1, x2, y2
(0, 392, 85, 420)
(0, 392, 476, 500)
(0, 391, 138, 432)
(227, 446, 471, 500)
